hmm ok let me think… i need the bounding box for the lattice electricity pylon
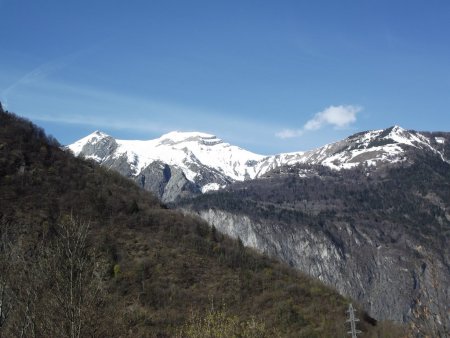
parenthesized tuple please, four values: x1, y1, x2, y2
(346, 303, 362, 338)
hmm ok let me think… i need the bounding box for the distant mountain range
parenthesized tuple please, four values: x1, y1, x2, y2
(68, 126, 449, 202)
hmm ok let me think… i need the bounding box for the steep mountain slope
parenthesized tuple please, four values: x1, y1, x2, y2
(69, 126, 448, 202)
(179, 159, 450, 326)
(0, 107, 396, 336)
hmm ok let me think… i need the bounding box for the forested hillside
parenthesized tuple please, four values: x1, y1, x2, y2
(179, 160, 450, 334)
(0, 107, 401, 336)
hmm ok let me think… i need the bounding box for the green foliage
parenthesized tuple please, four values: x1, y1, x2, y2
(113, 264, 121, 278)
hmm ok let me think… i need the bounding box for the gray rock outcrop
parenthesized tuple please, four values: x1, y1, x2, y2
(194, 208, 448, 323)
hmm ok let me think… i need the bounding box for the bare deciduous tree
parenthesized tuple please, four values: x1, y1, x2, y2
(0, 215, 118, 337)
(0, 230, 14, 333)
(41, 215, 104, 338)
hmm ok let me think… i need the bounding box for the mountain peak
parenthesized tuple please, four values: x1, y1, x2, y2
(377, 125, 431, 148)
(385, 125, 408, 135)
(390, 124, 404, 130)
(90, 130, 110, 138)
(68, 130, 112, 156)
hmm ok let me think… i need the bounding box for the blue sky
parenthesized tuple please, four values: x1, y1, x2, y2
(1, 0, 449, 154)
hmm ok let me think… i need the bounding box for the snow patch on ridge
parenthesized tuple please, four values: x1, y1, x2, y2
(201, 183, 222, 193)
(435, 137, 445, 144)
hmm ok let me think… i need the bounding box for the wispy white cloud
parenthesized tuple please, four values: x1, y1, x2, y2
(26, 112, 170, 134)
(0, 54, 285, 153)
(275, 128, 303, 139)
(276, 105, 362, 139)
(5, 75, 281, 152)
(1, 45, 103, 102)
(1, 61, 66, 99)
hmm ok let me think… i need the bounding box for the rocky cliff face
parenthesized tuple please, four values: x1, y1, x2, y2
(195, 209, 426, 322)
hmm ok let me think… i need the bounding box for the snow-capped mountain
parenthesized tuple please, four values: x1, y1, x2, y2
(70, 130, 264, 180)
(68, 130, 266, 200)
(68, 126, 449, 201)
(258, 125, 448, 173)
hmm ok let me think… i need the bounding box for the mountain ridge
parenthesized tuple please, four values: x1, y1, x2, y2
(68, 126, 449, 202)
